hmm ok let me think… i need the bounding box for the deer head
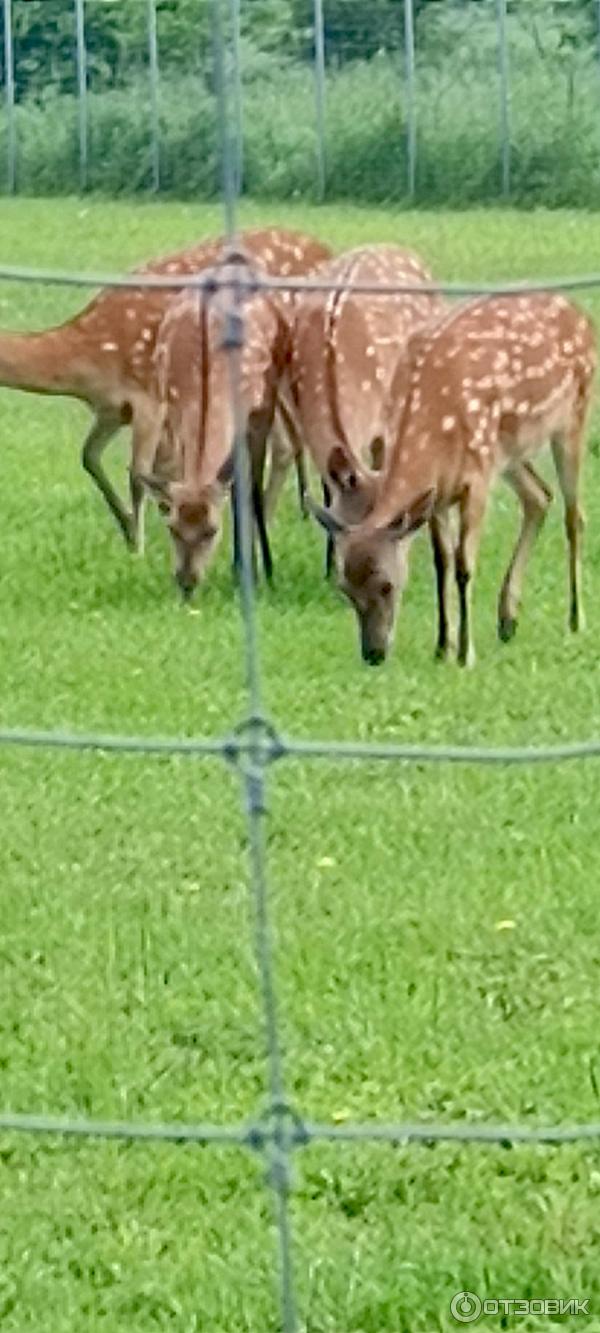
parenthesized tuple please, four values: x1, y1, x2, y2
(308, 488, 434, 664)
(141, 454, 234, 599)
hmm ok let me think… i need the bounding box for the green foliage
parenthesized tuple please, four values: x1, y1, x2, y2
(289, 0, 403, 61)
(2, 0, 600, 206)
(1, 0, 600, 107)
(4, 43, 600, 207)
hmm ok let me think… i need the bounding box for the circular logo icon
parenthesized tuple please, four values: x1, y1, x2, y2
(450, 1291, 482, 1323)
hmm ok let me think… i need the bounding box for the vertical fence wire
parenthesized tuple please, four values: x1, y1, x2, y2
(403, 0, 417, 200)
(212, 0, 297, 1322)
(496, 0, 511, 198)
(230, 0, 243, 195)
(597, 0, 600, 87)
(3, 0, 15, 194)
(74, 0, 88, 192)
(222, 278, 300, 1333)
(313, 0, 327, 202)
(147, 0, 161, 193)
(212, 0, 237, 236)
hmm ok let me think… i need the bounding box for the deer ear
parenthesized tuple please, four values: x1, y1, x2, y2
(216, 452, 235, 488)
(305, 493, 346, 538)
(139, 473, 172, 506)
(383, 488, 435, 539)
(326, 444, 361, 494)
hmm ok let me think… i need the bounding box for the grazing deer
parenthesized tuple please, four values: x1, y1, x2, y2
(0, 228, 331, 552)
(291, 244, 445, 572)
(309, 293, 596, 667)
(140, 250, 296, 598)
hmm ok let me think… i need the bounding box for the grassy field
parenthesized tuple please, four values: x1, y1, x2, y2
(1, 198, 600, 1331)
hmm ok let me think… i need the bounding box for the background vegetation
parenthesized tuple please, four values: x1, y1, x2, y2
(1, 0, 600, 205)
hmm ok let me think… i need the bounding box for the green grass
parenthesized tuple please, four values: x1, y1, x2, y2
(2, 198, 600, 1330)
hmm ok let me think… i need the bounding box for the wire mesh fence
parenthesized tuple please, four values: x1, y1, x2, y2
(2, 0, 600, 205)
(2, 242, 600, 1330)
(2, 2, 600, 1330)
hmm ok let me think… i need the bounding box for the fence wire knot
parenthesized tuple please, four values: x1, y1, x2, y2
(245, 1099, 309, 1196)
(224, 714, 285, 770)
(223, 715, 284, 815)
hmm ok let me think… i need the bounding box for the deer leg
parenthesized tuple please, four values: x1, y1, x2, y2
(263, 420, 292, 526)
(263, 405, 298, 524)
(551, 428, 586, 632)
(497, 462, 553, 642)
(267, 398, 309, 521)
(294, 448, 308, 517)
(322, 480, 334, 579)
(129, 472, 146, 555)
(251, 430, 273, 584)
(430, 511, 456, 660)
(82, 414, 135, 548)
(456, 486, 487, 668)
(129, 400, 167, 556)
(232, 414, 273, 585)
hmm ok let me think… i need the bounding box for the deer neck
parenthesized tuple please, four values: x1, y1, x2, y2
(0, 324, 85, 398)
(370, 427, 440, 530)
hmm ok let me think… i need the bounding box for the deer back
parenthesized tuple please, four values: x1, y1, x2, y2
(375, 293, 598, 524)
(155, 258, 289, 494)
(60, 228, 332, 406)
(292, 244, 445, 482)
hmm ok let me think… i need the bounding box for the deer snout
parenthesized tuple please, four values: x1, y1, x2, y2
(359, 622, 388, 666)
(175, 568, 198, 601)
(362, 644, 386, 667)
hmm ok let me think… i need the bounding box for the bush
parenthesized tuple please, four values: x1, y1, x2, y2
(3, 17, 600, 210)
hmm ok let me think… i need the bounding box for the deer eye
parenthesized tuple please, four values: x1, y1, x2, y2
(380, 580, 393, 598)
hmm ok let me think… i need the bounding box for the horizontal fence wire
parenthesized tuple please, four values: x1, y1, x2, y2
(2, 1110, 600, 1148)
(6, 262, 600, 296)
(2, 245, 600, 1330)
(3, 724, 600, 766)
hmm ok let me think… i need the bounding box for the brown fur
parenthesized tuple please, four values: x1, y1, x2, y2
(0, 228, 331, 553)
(324, 293, 597, 667)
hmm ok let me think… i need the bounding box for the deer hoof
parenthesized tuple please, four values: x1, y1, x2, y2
(498, 614, 517, 643)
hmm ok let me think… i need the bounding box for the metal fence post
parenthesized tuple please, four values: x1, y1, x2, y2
(3, 0, 15, 194)
(313, 0, 326, 201)
(403, 0, 417, 200)
(74, 0, 88, 192)
(496, 0, 510, 198)
(147, 0, 160, 192)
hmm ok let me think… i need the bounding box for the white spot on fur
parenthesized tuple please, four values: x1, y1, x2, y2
(442, 415, 456, 432)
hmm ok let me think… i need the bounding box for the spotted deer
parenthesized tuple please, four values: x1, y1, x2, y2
(309, 293, 597, 666)
(0, 228, 331, 553)
(140, 250, 298, 598)
(291, 244, 446, 572)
